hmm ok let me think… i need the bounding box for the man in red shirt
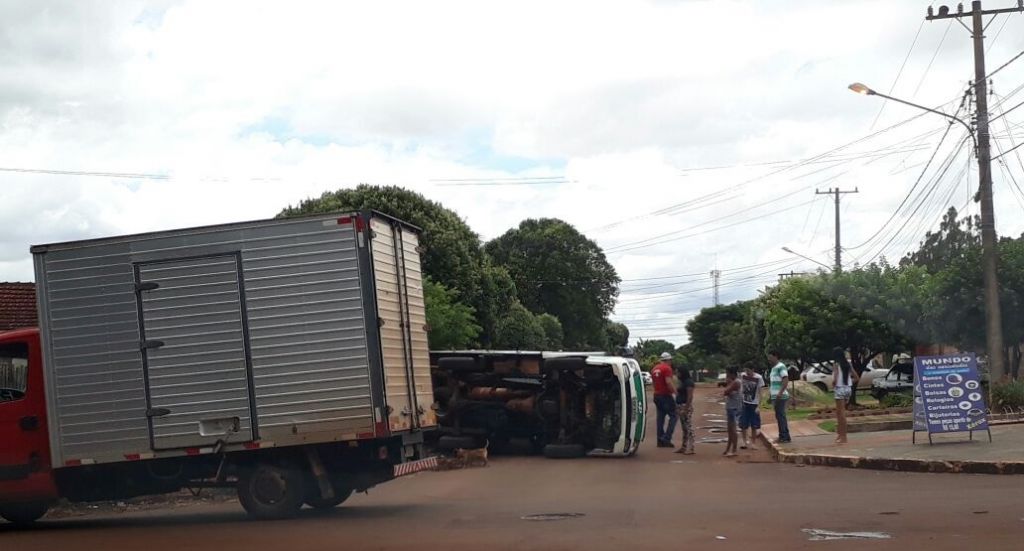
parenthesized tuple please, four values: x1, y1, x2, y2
(650, 352, 677, 447)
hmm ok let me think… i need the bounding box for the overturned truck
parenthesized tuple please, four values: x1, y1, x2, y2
(430, 351, 646, 458)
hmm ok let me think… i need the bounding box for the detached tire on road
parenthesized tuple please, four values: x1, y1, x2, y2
(0, 502, 49, 526)
(237, 463, 306, 520)
(543, 443, 586, 459)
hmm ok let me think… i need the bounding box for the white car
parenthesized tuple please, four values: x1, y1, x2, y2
(803, 362, 887, 392)
(641, 371, 653, 386)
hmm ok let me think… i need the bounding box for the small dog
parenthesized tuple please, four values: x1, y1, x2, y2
(455, 443, 489, 468)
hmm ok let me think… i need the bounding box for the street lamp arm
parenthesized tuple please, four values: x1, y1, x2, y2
(870, 91, 976, 147)
(781, 247, 833, 271)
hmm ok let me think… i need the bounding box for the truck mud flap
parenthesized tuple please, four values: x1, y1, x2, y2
(393, 456, 438, 478)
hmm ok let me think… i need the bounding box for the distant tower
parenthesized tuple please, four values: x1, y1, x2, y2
(711, 269, 721, 306)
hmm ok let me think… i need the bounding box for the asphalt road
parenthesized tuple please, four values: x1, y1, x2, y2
(4, 386, 1024, 550)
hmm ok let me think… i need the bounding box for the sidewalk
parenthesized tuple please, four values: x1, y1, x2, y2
(761, 419, 1024, 474)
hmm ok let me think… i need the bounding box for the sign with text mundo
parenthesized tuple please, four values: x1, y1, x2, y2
(914, 353, 988, 435)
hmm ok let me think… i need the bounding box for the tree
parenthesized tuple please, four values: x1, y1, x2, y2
(493, 303, 547, 350)
(902, 207, 981, 273)
(485, 218, 620, 348)
(424, 278, 480, 349)
(279, 185, 516, 345)
(604, 320, 630, 352)
(634, 338, 676, 361)
(536, 313, 565, 350)
(685, 302, 749, 356)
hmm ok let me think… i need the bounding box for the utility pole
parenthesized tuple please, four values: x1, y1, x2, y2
(926, 0, 1022, 381)
(815, 187, 858, 272)
(778, 271, 810, 282)
(710, 269, 721, 306)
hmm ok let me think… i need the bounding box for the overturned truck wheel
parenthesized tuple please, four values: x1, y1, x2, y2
(237, 463, 306, 520)
(543, 443, 586, 459)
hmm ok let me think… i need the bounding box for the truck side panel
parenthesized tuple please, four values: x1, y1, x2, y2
(34, 216, 377, 467)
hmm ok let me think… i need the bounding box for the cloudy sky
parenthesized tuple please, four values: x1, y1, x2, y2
(2, 1, 1023, 344)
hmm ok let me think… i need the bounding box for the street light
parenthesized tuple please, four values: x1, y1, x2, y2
(781, 247, 832, 271)
(847, 83, 976, 148)
(849, 80, 1006, 381)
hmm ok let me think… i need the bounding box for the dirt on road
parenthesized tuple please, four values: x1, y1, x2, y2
(3, 386, 1023, 550)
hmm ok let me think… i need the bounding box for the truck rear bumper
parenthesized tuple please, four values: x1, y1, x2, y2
(393, 456, 438, 478)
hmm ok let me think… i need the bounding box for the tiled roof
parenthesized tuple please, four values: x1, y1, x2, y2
(0, 283, 37, 331)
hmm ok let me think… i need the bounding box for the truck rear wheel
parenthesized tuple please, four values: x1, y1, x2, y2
(237, 463, 306, 520)
(543, 443, 586, 459)
(0, 502, 49, 526)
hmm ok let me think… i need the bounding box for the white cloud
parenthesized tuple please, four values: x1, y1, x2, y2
(1, 0, 1023, 345)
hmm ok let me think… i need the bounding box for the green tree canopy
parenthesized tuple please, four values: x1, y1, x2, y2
(604, 320, 630, 352)
(485, 218, 620, 348)
(634, 338, 676, 361)
(536, 313, 565, 350)
(685, 302, 749, 356)
(424, 278, 480, 350)
(279, 185, 516, 345)
(493, 303, 547, 350)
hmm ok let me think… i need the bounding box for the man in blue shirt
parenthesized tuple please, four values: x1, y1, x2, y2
(767, 350, 791, 443)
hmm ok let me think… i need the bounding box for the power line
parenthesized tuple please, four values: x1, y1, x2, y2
(870, 19, 926, 130)
(912, 20, 953, 98)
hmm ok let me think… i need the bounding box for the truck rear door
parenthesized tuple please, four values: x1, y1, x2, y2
(369, 216, 437, 433)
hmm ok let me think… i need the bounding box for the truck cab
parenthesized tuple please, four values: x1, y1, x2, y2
(0, 328, 57, 524)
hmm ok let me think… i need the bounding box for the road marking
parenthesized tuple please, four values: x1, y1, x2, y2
(803, 529, 892, 541)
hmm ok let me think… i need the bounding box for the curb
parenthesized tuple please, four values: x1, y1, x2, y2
(757, 433, 1024, 475)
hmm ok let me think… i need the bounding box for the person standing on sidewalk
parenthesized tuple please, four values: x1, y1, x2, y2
(832, 347, 859, 444)
(674, 366, 696, 455)
(651, 352, 677, 448)
(739, 362, 765, 449)
(767, 350, 791, 443)
(722, 367, 742, 457)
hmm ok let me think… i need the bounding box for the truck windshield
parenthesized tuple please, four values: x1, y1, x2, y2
(0, 342, 28, 403)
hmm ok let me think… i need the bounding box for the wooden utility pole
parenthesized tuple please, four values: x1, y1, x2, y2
(815, 187, 858, 272)
(926, 0, 1022, 381)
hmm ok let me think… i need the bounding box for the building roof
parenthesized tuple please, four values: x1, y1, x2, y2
(0, 283, 37, 331)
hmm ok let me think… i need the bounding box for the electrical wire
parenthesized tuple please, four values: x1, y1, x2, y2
(912, 20, 952, 98)
(870, 19, 926, 131)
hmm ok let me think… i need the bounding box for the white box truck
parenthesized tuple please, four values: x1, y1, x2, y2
(0, 211, 437, 523)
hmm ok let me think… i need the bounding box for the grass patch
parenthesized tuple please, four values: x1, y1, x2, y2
(818, 420, 837, 433)
(760, 405, 819, 421)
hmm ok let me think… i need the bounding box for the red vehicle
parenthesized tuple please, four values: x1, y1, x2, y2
(0, 329, 58, 524)
(0, 212, 438, 525)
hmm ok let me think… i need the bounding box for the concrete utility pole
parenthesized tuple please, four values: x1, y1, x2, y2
(926, 0, 1022, 381)
(815, 187, 858, 272)
(710, 269, 721, 306)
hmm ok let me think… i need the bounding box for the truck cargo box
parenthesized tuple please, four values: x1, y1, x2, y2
(31, 212, 436, 468)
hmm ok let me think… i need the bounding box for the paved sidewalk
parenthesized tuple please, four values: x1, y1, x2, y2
(761, 420, 1024, 474)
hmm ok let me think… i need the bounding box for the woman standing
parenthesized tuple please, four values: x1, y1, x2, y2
(674, 367, 696, 455)
(833, 347, 859, 444)
(722, 367, 742, 457)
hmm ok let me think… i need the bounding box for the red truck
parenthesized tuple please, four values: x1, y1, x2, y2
(0, 212, 438, 525)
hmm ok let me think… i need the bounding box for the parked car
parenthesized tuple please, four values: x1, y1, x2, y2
(871, 361, 915, 400)
(716, 372, 728, 387)
(430, 351, 646, 458)
(641, 371, 653, 386)
(802, 362, 888, 393)
(802, 363, 834, 392)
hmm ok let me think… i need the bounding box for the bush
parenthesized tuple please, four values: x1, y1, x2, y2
(991, 380, 1024, 410)
(880, 393, 913, 409)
